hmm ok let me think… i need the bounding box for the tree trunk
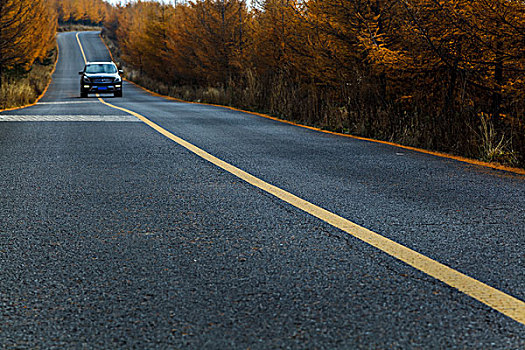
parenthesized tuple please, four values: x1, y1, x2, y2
(0, 64, 3, 107)
(491, 41, 503, 120)
(444, 38, 462, 117)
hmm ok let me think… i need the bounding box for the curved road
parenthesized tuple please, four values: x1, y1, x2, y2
(0, 31, 524, 348)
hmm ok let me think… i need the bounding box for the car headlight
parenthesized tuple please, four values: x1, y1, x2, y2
(114, 76, 122, 83)
(83, 76, 91, 83)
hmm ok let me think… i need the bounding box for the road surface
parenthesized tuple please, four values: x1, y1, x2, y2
(1, 31, 524, 348)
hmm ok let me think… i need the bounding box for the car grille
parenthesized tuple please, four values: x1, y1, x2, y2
(93, 78, 113, 83)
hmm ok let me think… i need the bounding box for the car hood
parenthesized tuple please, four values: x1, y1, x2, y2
(85, 73, 120, 79)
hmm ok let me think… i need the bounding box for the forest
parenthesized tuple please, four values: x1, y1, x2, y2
(1, 0, 524, 168)
(104, 0, 525, 167)
(51, 0, 112, 26)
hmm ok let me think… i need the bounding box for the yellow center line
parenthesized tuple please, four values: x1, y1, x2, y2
(98, 96, 525, 325)
(76, 32, 88, 64)
(75, 29, 525, 325)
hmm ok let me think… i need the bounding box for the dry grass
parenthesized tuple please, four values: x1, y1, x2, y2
(476, 113, 518, 165)
(0, 50, 57, 110)
(101, 32, 524, 169)
(119, 67, 524, 168)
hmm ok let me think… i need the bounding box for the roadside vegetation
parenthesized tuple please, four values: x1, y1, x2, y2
(0, 0, 110, 110)
(51, 0, 111, 27)
(58, 25, 103, 33)
(0, 52, 57, 110)
(104, 0, 525, 168)
(2, 0, 523, 168)
(0, 0, 56, 109)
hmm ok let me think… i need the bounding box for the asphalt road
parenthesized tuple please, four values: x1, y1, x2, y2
(0, 31, 523, 348)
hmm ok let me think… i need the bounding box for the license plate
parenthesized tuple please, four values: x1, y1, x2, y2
(98, 86, 107, 90)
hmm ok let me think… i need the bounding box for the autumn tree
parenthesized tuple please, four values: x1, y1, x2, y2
(176, 0, 252, 85)
(114, 1, 150, 74)
(139, 3, 176, 83)
(51, 0, 110, 26)
(104, 0, 525, 166)
(354, 0, 525, 149)
(0, 0, 57, 92)
(110, 0, 253, 86)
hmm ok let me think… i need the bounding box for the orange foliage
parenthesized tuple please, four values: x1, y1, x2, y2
(105, 0, 525, 165)
(51, 0, 111, 25)
(0, 0, 57, 73)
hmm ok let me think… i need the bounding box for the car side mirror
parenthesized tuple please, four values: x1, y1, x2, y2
(119, 70, 123, 74)
(78, 71, 83, 75)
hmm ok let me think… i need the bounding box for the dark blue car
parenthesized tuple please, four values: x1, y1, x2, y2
(79, 62, 123, 98)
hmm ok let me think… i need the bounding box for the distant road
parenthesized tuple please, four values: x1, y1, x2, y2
(0, 31, 523, 348)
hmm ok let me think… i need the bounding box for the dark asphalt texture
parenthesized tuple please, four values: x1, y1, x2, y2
(0, 31, 523, 348)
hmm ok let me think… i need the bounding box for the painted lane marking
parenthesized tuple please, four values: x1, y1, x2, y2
(0, 115, 139, 122)
(97, 96, 525, 325)
(76, 32, 88, 64)
(75, 28, 525, 324)
(37, 101, 99, 105)
(117, 46, 525, 177)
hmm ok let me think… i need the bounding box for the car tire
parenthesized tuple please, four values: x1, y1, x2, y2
(80, 91, 88, 98)
(114, 91, 122, 97)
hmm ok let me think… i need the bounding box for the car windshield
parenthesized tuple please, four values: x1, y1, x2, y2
(85, 64, 117, 74)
